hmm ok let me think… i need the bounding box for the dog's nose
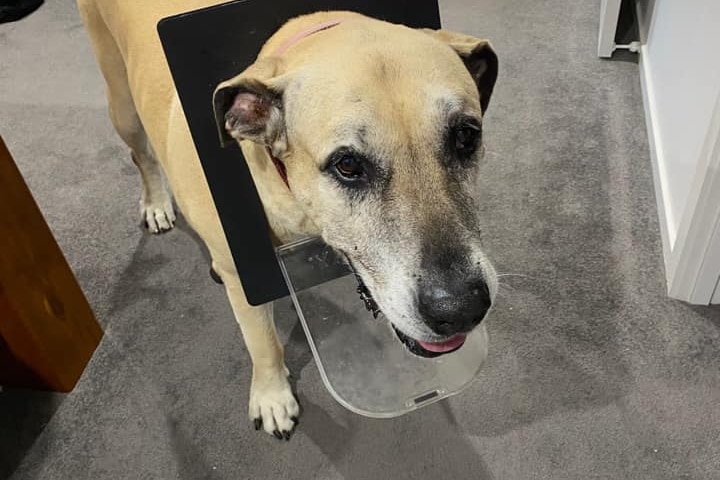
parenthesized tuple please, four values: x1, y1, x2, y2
(417, 277, 491, 335)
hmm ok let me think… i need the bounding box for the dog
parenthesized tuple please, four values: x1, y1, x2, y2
(77, 0, 499, 440)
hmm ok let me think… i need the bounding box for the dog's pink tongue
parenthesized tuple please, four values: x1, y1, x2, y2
(417, 334, 466, 353)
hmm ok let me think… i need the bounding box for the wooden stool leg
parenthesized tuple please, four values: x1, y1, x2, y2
(0, 136, 103, 392)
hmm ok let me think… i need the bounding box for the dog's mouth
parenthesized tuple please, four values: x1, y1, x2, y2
(392, 326, 467, 358)
(350, 264, 467, 358)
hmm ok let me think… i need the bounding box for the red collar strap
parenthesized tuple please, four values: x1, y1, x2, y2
(267, 19, 346, 190)
(266, 146, 289, 188)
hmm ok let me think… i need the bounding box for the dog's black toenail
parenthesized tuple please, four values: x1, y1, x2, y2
(253, 418, 262, 430)
(283, 431, 291, 441)
(273, 430, 283, 440)
(209, 267, 223, 284)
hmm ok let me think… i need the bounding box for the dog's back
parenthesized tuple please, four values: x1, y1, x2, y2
(77, 0, 228, 158)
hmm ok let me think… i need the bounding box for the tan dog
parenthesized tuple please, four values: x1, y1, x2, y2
(77, 0, 499, 439)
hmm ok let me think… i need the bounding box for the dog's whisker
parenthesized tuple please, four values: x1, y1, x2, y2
(494, 285, 518, 301)
(494, 290, 508, 299)
(496, 282, 517, 294)
(495, 272, 551, 282)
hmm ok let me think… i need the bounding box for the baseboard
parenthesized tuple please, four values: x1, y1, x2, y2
(637, 45, 675, 276)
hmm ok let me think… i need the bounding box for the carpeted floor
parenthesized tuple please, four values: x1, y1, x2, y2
(1, 1, 719, 479)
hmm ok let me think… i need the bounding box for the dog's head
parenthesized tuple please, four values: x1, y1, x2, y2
(213, 14, 498, 357)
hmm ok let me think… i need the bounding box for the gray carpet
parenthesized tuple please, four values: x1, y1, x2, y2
(2, 1, 719, 479)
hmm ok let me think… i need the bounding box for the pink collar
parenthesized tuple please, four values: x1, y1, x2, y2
(268, 19, 346, 190)
(273, 19, 346, 56)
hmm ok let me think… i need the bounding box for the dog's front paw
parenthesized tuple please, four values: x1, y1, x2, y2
(141, 197, 176, 234)
(249, 368, 300, 440)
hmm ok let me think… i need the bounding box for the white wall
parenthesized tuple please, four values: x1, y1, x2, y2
(642, 0, 720, 247)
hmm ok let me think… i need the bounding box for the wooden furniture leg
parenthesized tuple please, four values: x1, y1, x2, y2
(0, 136, 102, 392)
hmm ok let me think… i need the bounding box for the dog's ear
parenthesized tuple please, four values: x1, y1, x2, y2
(212, 57, 287, 151)
(420, 29, 498, 113)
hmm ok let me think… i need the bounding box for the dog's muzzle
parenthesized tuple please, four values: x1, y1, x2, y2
(345, 254, 478, 358)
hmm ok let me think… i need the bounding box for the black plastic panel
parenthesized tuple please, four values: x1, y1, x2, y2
(157, 0, 440, 305)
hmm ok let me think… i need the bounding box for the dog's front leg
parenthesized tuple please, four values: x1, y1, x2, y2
(222, 275, 299, 439)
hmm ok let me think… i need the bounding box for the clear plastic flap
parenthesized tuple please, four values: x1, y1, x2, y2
(277, 237, 488, 418)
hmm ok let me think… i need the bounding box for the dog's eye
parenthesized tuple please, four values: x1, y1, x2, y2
(334, 154, 365, 179)
(453, 124, 481, 156)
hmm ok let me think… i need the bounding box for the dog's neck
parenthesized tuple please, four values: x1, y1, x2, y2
(266, 18, 346, 190)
